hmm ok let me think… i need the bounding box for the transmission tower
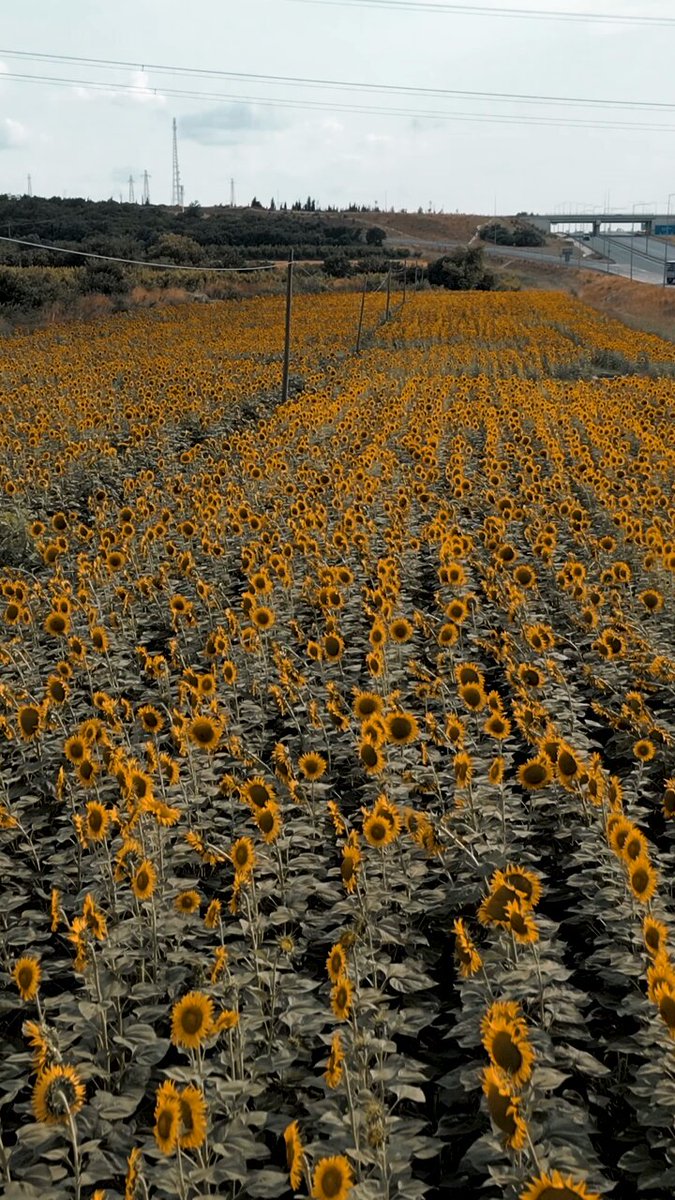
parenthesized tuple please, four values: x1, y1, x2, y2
(172, 118, 184, 207)
(26, 173, 32, 197)
(142, 170, 151, 205)
(128, 174, 136, 203)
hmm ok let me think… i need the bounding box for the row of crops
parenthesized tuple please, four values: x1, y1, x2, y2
(0, 290, 674, 1199)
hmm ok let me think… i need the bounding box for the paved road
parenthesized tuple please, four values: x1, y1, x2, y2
(385, 227, 673, 286)
(583, 233, 669, 281)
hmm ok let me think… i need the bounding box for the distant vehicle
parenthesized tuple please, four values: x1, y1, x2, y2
(581, 234, 591, 242)
(666, 261, 675, 286)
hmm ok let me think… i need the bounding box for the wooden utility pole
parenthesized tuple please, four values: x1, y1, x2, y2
(402, 259, 407, 305)
(281, 249, 294, 404)
(356, 275, 367, 354)
(385, 263, 392, 320)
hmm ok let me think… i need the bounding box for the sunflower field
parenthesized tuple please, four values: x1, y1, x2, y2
(0, 288, 674, 1200)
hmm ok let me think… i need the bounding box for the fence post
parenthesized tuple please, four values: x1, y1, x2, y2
(356, 275, 367, 354)
(281, 249, 294, 404)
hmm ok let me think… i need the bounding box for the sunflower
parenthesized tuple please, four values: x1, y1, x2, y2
(13, 956, 41, 1002)
(323, 633, 344, 661)
(128, 769, 154, 805)
(137, 705, 164, 735)
(188, 715, 223, 753)
(647, 951, 675, 1003)
(33, 1064, 85, 1125)
(366, 650, 384, 678)
(213, 1008, 239, 1033)
(639, 589, 664, 614)
(633, 739, 656, 763)
(324, 1032, 344, 1089)
(502, 865, 542, 908)
(482, 1011, 535, 1088)
(513, 564, 536, 589)
(17, 704, 43, 741)
(556, 745, 582, 788)
(175, 890, 201, 915)
(154, 1081, 180, 1155)
(437, 622, 459, 648)
(178, 1085, 207, 1150)
(231, 836, 256, 879)
(91, 626, 109, 654)
(299, 752, 327, 781)
(76, 758, 99, 790)
(51, 888, 62, 933)
(251, 605, 276, 631)
(454, 751, 473, 788)
(132, 859, 157, 902)
(83, 894, 107, 941)
(506, 899, 539, 944)
(358, 739, 386, 775)
(171, 992, 214, 1050)
(662, 777, 675, 819)
(445, 714, 466, 746)
(484, 712, 511, 741)
(488, 756, 505, 786)
(622, 828, 648, 863)
(44, 611, 71, 638)
(124, 1146, 142, 1200)
(363, 811, 394, 849)
(445, 598, 468, 625)
(242, 777, 276, 809)
(385, 711, 418, 746)
(644, 915, 668, 958)
(519, 1170, 602, 1200)
(312, 1156, 354, 1200)
(390, 617, 413, 643)
(326, 942, 348, 983)
(459, 683, 487, 713)
(331, 977, 353, 1021)
(84, 800, 110, 842)
(196, 672, 217, 700)
(629, 856, 658, 905)
(341, 845, 361, 893)
(608, 815, 633, 857)
(284, 1121, 306, 1192)
(478, 879, 522, 928)
(255, 803, 282, 843)
(452, 918, 482, 979)
(518, 756, 553, 791)
(202, 899, 221, 930)
(481, 1065, 527, 1150)
(351, 690, 382, 721)
(453, 659, 482, 687)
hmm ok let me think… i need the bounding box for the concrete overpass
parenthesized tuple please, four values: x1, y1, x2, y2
(529, 213, 675, 236)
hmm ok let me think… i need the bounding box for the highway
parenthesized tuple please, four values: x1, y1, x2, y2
(382, 227, 673, 286)
(583, 233, 670, 284)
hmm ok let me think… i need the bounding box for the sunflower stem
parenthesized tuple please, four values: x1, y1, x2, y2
(525, 1127, 542, 1174)
(342, 1058, 362, 1179)
(58, 1093, 81, 1200)
(0, 1126, 12, 1184)
(175, 1140, 188, 1200)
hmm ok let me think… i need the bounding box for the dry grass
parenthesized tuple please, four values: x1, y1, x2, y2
(507, 260, 675, 342)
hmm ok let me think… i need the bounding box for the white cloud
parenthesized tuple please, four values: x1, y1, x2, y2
(72, 70, 166, 109)
(0, 117, 28, 149)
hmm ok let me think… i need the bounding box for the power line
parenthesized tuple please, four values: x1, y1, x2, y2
(285, 0, 675, 26)
(2, 69, 675, 134)
(0, 234, 279, 272)
(1, 48, 674, 112)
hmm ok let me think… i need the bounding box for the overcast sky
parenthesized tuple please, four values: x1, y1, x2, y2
(1, 0, 674, 214)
